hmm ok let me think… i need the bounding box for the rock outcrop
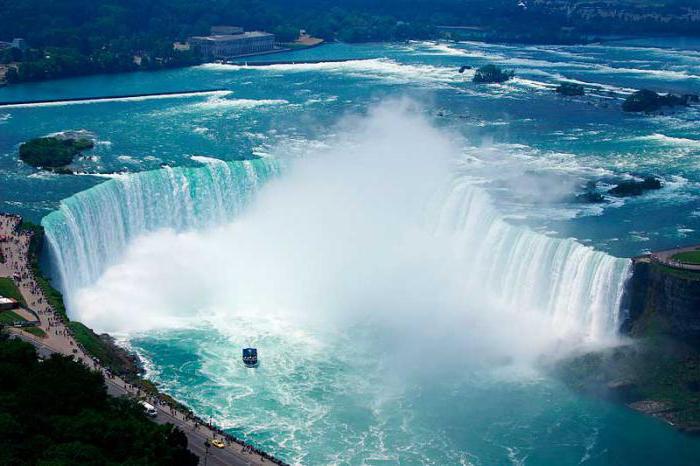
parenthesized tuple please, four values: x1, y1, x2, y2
(556, 257, 700, 434)
(622, 258, 700, 339)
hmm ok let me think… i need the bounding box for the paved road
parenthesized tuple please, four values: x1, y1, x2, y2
(1, 214, 277, 466)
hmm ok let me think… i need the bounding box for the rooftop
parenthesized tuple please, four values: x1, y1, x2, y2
(190, 32, 274, 42)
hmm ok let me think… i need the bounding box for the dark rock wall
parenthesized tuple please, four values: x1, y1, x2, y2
(623, 258, 700, 342)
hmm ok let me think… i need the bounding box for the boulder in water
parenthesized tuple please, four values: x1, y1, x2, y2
(575, 181, 606, 203)
(472, 64, 514, 83)
(623, 89, 692, 113)
(608, 176, 662, 197)
(556, 82, 585, 96)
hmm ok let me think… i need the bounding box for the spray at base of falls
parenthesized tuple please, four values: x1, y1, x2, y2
(42, 103, 631, 354)
(42, 157, 279, 310)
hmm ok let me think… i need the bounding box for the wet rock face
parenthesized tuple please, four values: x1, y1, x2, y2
(623, 260, 700, 340)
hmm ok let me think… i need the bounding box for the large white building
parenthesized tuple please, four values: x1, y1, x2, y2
(188, 31, 275, 59)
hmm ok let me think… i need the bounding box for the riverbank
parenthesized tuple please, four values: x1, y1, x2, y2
(0, 213, 288, 466)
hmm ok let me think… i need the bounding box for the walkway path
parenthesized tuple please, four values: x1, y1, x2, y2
(648, 244, 700, 272)
(0, 214, 282, 466)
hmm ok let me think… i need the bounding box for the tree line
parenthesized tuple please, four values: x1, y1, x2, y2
(1, 0, 698, 83)
(0, 335, 199, 465)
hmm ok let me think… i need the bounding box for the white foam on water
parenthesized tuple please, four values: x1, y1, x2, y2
(190, 155, 225, 165)
(193, 97, 289, 110)
(414, 41, 501, 59)
(0, 90, 233, 109)
(500, 57, 594, 70)
(547, 74, 637, 95)
(631, 133, 700, 148)
(591, 64, 700, 81)
(27, 171, 60, 180)
(202, 59, 459, 85)
(509, 77, 558, 91)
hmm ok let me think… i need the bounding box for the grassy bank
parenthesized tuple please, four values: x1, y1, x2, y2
(0, 277, 26, 306)
(651, 262, 700, 281)
(672, 250, 700, 266)
(23, 326, 46, 337)
(0, 310, 26, 325)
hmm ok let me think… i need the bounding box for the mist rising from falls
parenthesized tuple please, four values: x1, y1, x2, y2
(42, 157, 279, 308)
(43, 102, 630, 364)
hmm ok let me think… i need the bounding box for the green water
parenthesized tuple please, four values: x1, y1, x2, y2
(2, 40, 700, 464)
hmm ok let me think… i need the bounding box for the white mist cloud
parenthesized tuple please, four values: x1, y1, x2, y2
(72, 100, 624, 372)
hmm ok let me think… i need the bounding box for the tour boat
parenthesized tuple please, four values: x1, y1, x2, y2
(242, 348, 259, 367)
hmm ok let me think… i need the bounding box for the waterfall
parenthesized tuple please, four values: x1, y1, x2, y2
(42, 157, 280, 307)
(433, 177, 631, 341)
(42, 156, 630, 341)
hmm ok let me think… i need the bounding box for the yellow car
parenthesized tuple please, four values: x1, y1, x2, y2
(210, 438, 226, 449)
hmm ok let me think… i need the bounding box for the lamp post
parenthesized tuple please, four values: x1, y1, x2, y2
(203, 440, 211, 466)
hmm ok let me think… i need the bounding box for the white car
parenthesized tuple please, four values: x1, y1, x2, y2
(140, 401, 158, 417)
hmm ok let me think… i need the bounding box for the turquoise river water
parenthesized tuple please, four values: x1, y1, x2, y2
(1, 39, 700, 464)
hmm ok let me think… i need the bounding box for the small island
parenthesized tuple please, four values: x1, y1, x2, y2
(609, 176, 662, 197)
(472, 64, 514, 84)
(622, 89, 698, 113)
(19, 134, 94, 172)
(556, 82, 585, 96)
(577, 177, 663, 203)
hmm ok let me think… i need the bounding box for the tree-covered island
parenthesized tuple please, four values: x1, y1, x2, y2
(19, 136, 94, 171)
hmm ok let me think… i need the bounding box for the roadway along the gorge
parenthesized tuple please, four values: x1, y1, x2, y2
(0, 213, 277, 466)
